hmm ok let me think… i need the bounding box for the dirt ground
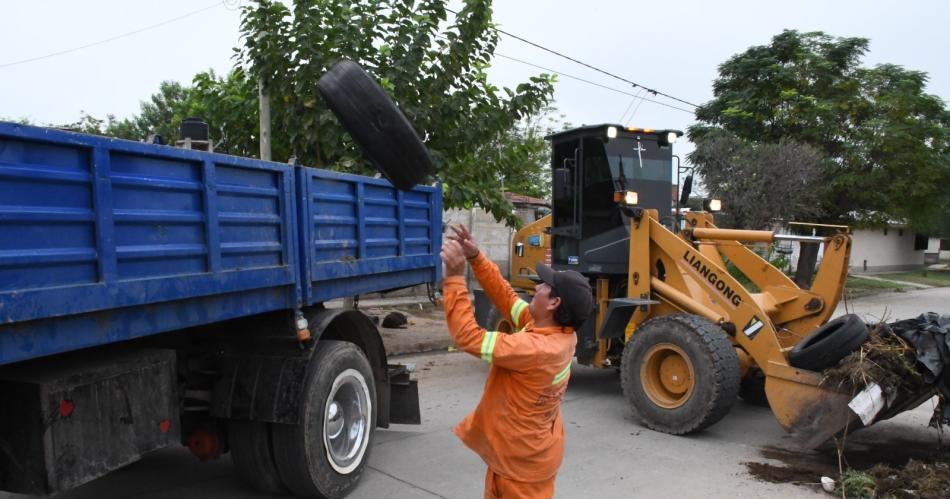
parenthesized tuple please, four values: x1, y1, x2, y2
(360, 300, 453, 356)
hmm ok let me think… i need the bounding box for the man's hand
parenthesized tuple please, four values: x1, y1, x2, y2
(441, 240, 467, 277)
(447, 223, 480, 259)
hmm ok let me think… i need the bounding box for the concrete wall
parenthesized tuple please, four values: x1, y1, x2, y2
(443, 207, 516, 287)
(850, 227, 925, 273)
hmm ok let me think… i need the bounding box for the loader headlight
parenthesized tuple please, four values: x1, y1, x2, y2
(613, 190, 639, 206)
(666, 131, 678, 144)
(607, 126, 618, 139)
(704, 198, 722, 212)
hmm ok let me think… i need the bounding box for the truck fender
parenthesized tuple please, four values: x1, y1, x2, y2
(212, 308, 406, 428)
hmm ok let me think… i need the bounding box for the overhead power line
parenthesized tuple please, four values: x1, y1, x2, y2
(0, 1, 224, 70)
(494, 53, 695, 114)
(444, 7, 700, 110)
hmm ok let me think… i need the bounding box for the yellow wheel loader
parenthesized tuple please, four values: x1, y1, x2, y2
(483, 124, 933, 448)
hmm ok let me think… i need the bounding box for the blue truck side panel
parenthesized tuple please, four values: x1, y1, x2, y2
(297, 167, 442, 304)
(0, 122, 442, 365)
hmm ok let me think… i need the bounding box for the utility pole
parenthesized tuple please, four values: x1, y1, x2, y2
(258, 79, 272, 161)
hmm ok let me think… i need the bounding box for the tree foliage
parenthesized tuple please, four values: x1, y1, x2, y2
(64, 0, 554, 227)
(689, 130, 826, 229)
(235, 0, 554, 225)
(690, 30, 949, 233)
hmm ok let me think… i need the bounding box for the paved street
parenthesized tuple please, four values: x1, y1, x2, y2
(3, 288, 947, 499)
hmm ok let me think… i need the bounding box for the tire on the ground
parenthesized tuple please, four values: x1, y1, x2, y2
(272, 340, 376, 499)
(620, 314, 741, 434)
(229, 419, 288, 495)
(738, 369, 770, 407)
(485, 307, 514, 334)
(317, 59, 433, 191)
(787, 314, 868, 371)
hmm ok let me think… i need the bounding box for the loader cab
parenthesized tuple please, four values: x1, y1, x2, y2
(549, 124, 682, 274)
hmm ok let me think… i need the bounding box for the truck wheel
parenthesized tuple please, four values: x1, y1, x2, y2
(620, 314, 740, 434)
(317, 59, 433, 191)
(272, 340, 375, 499)
(787, 314, 868, 371)
(229, 420, 288, 495)
(738, 369, 770, 407)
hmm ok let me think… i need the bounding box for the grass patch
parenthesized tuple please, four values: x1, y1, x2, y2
(878, 270, 950, 287)
(846, 276, 907, 292)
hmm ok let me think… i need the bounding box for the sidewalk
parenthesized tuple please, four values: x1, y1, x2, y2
(851, 274, 933, 289)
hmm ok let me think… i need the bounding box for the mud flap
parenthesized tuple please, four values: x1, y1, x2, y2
(387, 364, 420, 425)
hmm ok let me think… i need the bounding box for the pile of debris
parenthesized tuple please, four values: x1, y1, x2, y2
(821, 313, 950, 427)
(837, 461, 950, 499)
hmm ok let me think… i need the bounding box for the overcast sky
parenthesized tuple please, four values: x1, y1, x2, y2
(1, 0, 947, 163)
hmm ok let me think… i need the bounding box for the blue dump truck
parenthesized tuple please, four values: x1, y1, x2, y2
(0, 62, 440, 498)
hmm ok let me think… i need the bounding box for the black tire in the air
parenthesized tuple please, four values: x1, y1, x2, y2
(317, 59, 433, 191)
(229, 419, 288, 495)
(738, 369, 770, 407)
(620, 314, 741, 434)
(787, 314, 868, 371)
(272, 340, 376, 499)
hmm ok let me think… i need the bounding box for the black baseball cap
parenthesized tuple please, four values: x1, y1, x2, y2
(531, 263, 593, 328)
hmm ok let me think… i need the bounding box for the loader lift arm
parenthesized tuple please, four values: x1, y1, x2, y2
(619, 208, 857, 445)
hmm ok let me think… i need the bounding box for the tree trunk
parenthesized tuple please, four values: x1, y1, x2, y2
(794, 242, 820, 289)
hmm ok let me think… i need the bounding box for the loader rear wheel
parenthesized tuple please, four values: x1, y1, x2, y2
(738, 369, 770, 407)
(317, 59, 433, 191)
(787, 314, 868, 371)
(621, 314, 740, 434)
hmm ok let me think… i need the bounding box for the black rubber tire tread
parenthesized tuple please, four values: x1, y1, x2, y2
(229, 419, 288, 495)
(620, 314, 741, 435)
(272, 340, 376, 499)
(317, 60, 433, 191)
(787, 314, 868, 371)
(738, 369, 770, 407)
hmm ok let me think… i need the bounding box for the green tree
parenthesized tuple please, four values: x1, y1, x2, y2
(237, 0, 555, 225)
(690, 30, 949, 233)
(689, 129, 827, 229)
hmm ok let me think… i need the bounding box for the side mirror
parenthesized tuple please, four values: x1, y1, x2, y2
(678, 174, 693, 207)
(553, 168, 572, 201)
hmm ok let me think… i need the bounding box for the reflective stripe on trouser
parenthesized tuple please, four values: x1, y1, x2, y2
(552, 362, 571, 385)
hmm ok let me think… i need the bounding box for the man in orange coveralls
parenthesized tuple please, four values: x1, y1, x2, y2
(441, 224, 593, 499)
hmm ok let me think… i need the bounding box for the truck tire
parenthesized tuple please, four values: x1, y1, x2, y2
(620, 314, 740, 434)
(229, 420, 288, 495)
(317, 59, 433, 191)
(787, 314, 868, 372)
(738, 369, 770, 407)
(272, 340, 376, 499)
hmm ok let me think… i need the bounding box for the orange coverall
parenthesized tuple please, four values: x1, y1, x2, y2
(443, 253, 576, 498)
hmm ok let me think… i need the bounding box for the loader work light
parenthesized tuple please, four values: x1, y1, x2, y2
(607, 126, 618, 139)
(614, 190, 639, 206)
(666, 131, 678, 145)
(705, 198, 722, 212)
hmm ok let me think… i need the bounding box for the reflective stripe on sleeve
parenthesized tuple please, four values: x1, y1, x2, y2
(509, 299, 528, 329)
(552, 362, 572, 385)
(480, 331, 499, 363)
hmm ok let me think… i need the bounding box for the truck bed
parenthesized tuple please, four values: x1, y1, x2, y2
(0, 122, 441, 365)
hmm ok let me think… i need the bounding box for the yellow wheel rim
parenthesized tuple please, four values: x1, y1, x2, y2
(641, 343, 695, 409)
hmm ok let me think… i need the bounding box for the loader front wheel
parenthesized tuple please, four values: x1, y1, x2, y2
(621, 314, 740, 434)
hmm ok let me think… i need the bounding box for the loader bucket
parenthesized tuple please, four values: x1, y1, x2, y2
(764, 365, 859, 449)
